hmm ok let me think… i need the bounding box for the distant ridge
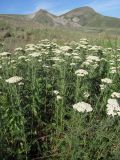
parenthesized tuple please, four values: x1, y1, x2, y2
(31, 6, 120, 28)
(0, 6, 120, 29)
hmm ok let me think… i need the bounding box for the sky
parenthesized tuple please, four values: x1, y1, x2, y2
(0, 0, 120, 18)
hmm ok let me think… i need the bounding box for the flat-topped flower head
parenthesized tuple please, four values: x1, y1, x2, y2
(5, 76, 23, 84)
(0, 52, 12, 56)
(18, 82, 24, 86)
(88, 46, 102, 51)
(53, 90, 59, 95)
(86, 55, 100, 62)
(60, 46, 72, 52)
(56, 95, 62, 101)
(107, 98, 120, 117)
(29, 52, 41, 57)
(18, 56, 26, 60)
(101, 78, 112, 84)
(73, 102, 92, 113)
(100, 84, 106, 91)
(83, 92, 90, 98)
(111, 92, 120, 99)
(70, 62, 76, 66)
(75, 69, 88, 77)
(51, 57, 61, 61)
(25, 47, 36, 52)
(72, 53, 79, 56)
(15, 47, 24, 52)
(73, 56, 81, 60)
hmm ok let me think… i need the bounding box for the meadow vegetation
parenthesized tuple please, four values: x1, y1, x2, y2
(0, 38, 120, 160)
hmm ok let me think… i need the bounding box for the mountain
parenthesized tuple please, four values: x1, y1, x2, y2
(0, 6, 120, 51)
(0, 6, 120, 29)
(60, 6, 120, 28)
(31, 7, 120, 29)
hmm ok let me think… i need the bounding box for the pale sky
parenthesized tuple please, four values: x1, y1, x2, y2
(0, 0, 120, 18)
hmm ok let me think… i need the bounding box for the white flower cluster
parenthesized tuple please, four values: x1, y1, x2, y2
(53, 90, 62, 101)
(106, 98, 120, 117)
(0, 52, 12, 57)
(5, 76, 23, 84)
(60, 46, 72, 52)
(73, 102, 93, 113)
(75, 69, 88, 77)
(101, 78, 112, 84)
(29, 52, 41, 57)
(111, 92, 120, 99)
(86, 56, 100, 62)
(100, 78, 112, 91)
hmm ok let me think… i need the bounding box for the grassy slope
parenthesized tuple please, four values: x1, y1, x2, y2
(0, 8, 120, 51)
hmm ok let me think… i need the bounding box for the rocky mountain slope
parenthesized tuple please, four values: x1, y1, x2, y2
(0, 6, 120, 29)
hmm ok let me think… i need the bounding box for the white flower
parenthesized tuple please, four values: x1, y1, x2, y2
(5, 76, 23, 84)
(82, 61, 91, 66)
(110, 69, 117, 74)
(29, 52, 41, 57)
(42, 65, 50, 68)
(78, 44, 87, 49)
(106, 98, 120, 117)
(56, 95, 62, 100)
(100, 84, 107, 90)
(25, 58, 31, 62)
(64, 53, 71, 56)
(107, 48, 113, 51)
(75, 69, 88, 77)
(38, 59, 42, 62)
(18, 56, 26, 60)
(18, 82, 24, 86)
(73, 56, 81, 60)
(53, 49, 61, 54)
(25, 47, 36, 52)
(86, 56, 100, 62)
(101, 58, 107, 62)
(10, 60, 15, 63)
(60, 46, 72, 52)
(53, 90, 59, 95)
(88, 46, 102, 51)
(15, 47, 23, 52)
(117, 58, 120, 62)
(117, 48, 120, 51)
(80, 40, 88, 45)
(111, 92, 120, 99)
(101, 78, 112, 84)
(70, 63, 76, 66)
(83, 92, 90, 98)
(0, 52, 12, 56)
(72, 53, 79, 56)
(51, 57, 61, 61)
(73, 102, 93, 113)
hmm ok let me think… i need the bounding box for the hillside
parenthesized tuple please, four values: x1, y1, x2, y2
(0, 7, 120, 29)
(59, 7, 120, 28)
(0, 6, 120, 50)
(30, 7, 120, 29)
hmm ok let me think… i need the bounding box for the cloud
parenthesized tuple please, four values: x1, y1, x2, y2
(89, 0, 120, 12)
(33, 0, 61, 12)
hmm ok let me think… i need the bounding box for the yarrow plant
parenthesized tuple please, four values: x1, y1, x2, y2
(1, 38, 120, 160)
(75, 69, 88, 77)
(73, 102, 93, 112)
(106, 98, 120, 117)
(5, 76, 23, 84)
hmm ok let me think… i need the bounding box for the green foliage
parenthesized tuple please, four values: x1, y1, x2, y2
(0, 39, 120, 159)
